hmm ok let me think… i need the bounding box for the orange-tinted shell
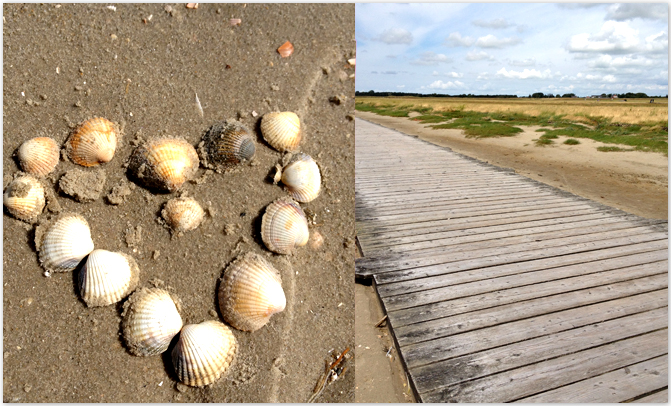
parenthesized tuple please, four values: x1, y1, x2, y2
(260, 196, 309, 254)
(66, 117, 119, 167)
(17, 137, 60, 176)
(128, 137, 199, 192)
(277, 41, 294, 58)
(3, 175, 46, 222)
(260, 112, 302, 152)
(162, 197, 205, 232)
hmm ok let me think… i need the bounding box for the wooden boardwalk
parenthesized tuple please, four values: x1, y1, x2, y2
(354, 118, 669, 403)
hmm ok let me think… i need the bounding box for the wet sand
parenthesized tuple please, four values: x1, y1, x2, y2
(3, 4, 355, 402)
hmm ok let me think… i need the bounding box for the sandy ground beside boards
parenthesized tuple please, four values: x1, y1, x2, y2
(357, 110, 668, 220)
(3, 3, 355, 402)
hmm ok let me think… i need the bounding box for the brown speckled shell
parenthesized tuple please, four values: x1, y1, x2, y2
(199, 120, 256, 170)
(161, 197, 205, 232)
(66, 117, 119, 167)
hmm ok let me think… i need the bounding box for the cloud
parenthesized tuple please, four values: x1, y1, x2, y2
(397, 85, 405, 88)
(496, 68, 553, 79)
(380, 71, 398, 74)
(410, 51, 452, 65)
(584, 74, 617, 82)
(606, 3, 668, 21)
(373, 28, 413, 45)
(644, 32, 668, 54)
(588, 55, 654, 70)
(556, 3, 603, 9)
(428, 80, 466, 89)
(433, 71, 463, 78)
(472, 18, 511, 29)
(475, 34, 522, 48)
(466, 51, 495, 61)
(567, 21, 640, 54)
(443, 32, 475, 47)
(510, 58, 536, 67)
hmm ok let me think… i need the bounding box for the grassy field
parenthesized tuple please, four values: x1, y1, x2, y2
(356, 96, 668, 154)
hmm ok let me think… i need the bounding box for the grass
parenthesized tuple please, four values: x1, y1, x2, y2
(564, 138, 580, 145)
(597, 146, 635, 152)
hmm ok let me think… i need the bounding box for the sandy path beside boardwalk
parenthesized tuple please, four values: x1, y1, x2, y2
(357, 110, 667, 220)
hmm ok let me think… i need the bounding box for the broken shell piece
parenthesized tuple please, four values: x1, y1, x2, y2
(38, 213, 95, 273)
(122, 287, 183, 356)
(162, 196, 205, 233)
(65, 117, 119, 167)
(261, 196, 309, 254)
(348, 58, 356, 66)
(3, 174, 46, 222)
(186, 3, 198, 9)
(260, 112, 301, 152)
(127, 137, 199, 192)
(172, 320, 237, 387)
(198, 120, 256, 171)
(277, 153, 321, 203)
(219, 252, 286, 332)
(229, 18, 241, 26)
(17, 137, 60, 177)
(277, 41, 294, 58)
(79, 249, 140, 307)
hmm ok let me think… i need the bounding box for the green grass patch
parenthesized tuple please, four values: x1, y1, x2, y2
(412, 115, 452, 124)
(564, 138, 580, 145)
(534, 138, 554, 146)
(597, 146, 635, 152)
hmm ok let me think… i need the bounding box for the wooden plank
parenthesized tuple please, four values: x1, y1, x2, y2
(518, 355, 668, 403)
(412, 308, 668, 395)
(632, 389, 668, 403)
(391, 273, 668, 346)
(420, 329, 668, 403)
(401, 289, 668, 368)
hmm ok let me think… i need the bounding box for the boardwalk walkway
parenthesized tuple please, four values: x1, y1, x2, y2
(354, 118, 668, 403)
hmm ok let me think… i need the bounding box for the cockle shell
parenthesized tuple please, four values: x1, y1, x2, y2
(277, 41, 294, 58)
(219, 252, 286, 332)
(17, 137, 60, 176)
(198, 120, 256, 170)
(161, 196, 205, 233)
(38, 213, 94, 272)
(261, 196, 309, 254)
(3, 174, 46, 222)
(122, 287, 183, 356)
(172, 320, 238, 387)
(65, 117, 119, 167)
(276, 153, 321, 203)
(128, 137, 199, 192)
(260, 112, 302, 152)
(79, 249, 140, 307)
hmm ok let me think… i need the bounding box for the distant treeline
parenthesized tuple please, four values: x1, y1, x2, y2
(356, 90, 668, 99)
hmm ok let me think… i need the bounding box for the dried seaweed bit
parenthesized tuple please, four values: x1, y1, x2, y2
(277, 41, 294, 58)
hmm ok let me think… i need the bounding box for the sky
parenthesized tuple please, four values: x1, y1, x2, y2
(355, 3, 669, 96)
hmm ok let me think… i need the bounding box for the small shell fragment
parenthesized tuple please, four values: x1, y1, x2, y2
(277, 153, 321, 203)
(186, 3, 198, 9)
(198, 120, 256, 171)
(17, 137, 60, 177)
(127, 137, 199, 192)
(260, 112, 302, 152)
(229, 18, 241, 26)
(261, 196, 309, 254)
(65, 117, 120, 167)
(38, 213, 95, 273)
(79, 249, 140, 307)
(277, 41, 294, 58)
(3, 174, 46, 222)
(122, 287, 183, 356)
(172, 320, 237, 387)
(162, 197, 205, 233)
(219, 252, 286, 332)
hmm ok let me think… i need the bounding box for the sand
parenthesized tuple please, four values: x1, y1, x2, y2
(357, 110, 668, 220)
(3, 3, 355, 402)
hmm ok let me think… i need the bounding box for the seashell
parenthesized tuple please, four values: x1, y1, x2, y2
(3, 175, 46, 222)
(198, 120, 256, 170)
(260, 112, 302, 152)
(79, 249, 140, 307)
(161, 197, 205, 233)
(172, 320, 237, 387)
(219, 252, 286, 332)
(38, 213, 94, 272)
(261, 196, 309, 254)
(128, 137, 199, 192)
(122, 287, 183, 356)
(277, 41, 294, 58)
(17, 137, 60, 176)
(276, 153, 321, 203)
(65, 117, 119, 167)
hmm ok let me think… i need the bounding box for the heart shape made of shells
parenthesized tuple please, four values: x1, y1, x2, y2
(5, 111, 325, 388)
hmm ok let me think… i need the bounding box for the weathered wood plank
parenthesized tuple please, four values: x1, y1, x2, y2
(632, 389, 668, 403)
(421, 329, 668, 403)
(519, 355, 668, 403)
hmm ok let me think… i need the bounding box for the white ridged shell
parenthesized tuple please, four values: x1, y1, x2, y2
(162, 197, 205, 233)
(128, 137, 199, 192)
(261, 197, 309, 254)
(280, 153, 321, 203)
(65, 117, 119, 167)
(172, 320, 237, 387)
(219, 252, 286, 332)
(17, 137, 60, 176)
(38, 214, 94, 272)
(3, 175, 46, 222)
(260, 112, 301, 152)
(79, 249, 139, 307)
(122, 288, 183, 356)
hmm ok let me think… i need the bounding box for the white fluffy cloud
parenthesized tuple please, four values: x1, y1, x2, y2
(411, 51, 452, 65)
(475, 34, 522, 48)
(466, 51, 495, 61)
(428, 80, 466, 89)
(510, 58, 536, 67)
(496, 68, 553, 79)
(432, 71, 463, 78)
(584, 74, 617, 83)
(472, 18, 511, 29)
(606, 3, 668, 21)
(588, 55, 654, 70)
(443, 32, 475, 47)
(373, 28, 413, 45)
(567, 21, 641, 54)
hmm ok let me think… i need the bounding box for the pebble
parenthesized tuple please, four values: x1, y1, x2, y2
(176, 383, 189, 393)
